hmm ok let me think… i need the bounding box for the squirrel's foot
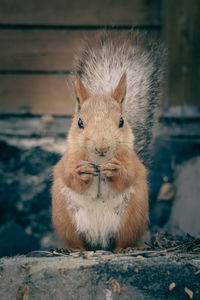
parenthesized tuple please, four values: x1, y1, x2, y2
(75, 160, 98, 185)
(101, 156, 134, 191)
(65, 159, 99, 192)
(101, 158, 121, 179)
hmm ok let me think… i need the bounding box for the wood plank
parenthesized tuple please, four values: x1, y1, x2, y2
(0, 0, 161, 26)
(0, 30, 119, 71)
(0, 30, 160, 71)
(0, 71, 167, 116)
(0, 75, 75, 115)
(164, 0, 200, 105)
(0, 30, 90, 71)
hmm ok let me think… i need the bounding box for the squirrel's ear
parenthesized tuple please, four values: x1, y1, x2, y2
(74, 74, 90, 108)
(112, 73, 126, 104)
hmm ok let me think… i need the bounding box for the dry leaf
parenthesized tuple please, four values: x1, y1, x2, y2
(185, 287, 194, 299)
(110, 277, 124, 293)
(134, 268, 139, 273)
(169, 282, 176, 291)
(157, 183, 175, 201)
(16, 285, 29, 300)
(58, 268, 68, 278)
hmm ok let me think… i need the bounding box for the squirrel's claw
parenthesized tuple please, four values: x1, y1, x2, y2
(101, 158, 121, 179)
(101, 170, 114, 178)
(78, 173, 93, 184)
(76, 160, 99, 177)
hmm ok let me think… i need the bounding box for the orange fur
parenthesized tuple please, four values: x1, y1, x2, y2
(103, 150, 149, 249)
(52, 149, 148, 250)
(115, 158, 149, 250)
(111, 73, 126, 104)
(59, 152, 95, 193)
(52, 160, 85, 250)
(101, 151, 137, 191)
(51, 75, 149, 251)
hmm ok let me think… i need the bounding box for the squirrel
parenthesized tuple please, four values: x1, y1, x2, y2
(51, 32, 164, 251)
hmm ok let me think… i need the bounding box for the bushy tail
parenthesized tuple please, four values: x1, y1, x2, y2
(75, 31, 165, 165)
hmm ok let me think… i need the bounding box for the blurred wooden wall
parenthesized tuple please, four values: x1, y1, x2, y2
(0, 0, 199, 115)
(164, 0, 200, 106)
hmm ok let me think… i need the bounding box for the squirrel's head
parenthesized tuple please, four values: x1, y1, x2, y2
(68, 74, 134, 164)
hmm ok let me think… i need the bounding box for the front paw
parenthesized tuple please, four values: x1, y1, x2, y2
(75, 160, 98, 185)
(101, 158, 121, 180)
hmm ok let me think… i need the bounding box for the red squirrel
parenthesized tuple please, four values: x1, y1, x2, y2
(51, 32, 163, 251)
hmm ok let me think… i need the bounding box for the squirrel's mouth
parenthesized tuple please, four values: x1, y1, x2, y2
(94, 146, 110, 158)
(99, 153, 106, 157)
(89, 151, 110, 165)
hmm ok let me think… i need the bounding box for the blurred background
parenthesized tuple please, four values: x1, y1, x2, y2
(0, 0, 199, 257)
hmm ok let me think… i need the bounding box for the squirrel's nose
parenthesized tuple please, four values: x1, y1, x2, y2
(95, 146, 110, 157)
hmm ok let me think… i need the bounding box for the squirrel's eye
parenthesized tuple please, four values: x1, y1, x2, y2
(78, 118, 84, 129)
(119, 117, 124, 128)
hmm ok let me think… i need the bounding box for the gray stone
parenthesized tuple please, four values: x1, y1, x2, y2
(166, 157, 200, 238)
(0, 253, 199, 300)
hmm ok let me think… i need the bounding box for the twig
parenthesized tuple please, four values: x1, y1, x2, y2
(97, 172, 102, 198)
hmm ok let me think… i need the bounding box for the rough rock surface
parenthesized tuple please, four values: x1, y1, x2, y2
(0, 251, 200, 300)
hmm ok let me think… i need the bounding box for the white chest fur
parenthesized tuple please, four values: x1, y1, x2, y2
(61, 177, 134, 248)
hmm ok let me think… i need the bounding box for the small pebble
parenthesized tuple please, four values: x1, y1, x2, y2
(83, 251, 94, 258)
(169, 282, 176, 291)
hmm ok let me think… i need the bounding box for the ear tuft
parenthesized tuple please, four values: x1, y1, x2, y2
(112, 73, 126, 104)
(74, 74, 90, 106)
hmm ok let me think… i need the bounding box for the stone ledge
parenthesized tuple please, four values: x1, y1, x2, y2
(0, 252, 199, 300)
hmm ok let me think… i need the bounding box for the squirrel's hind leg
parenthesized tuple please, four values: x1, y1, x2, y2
(51, 178, 85, 251)
(114, 178, 149, 251)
